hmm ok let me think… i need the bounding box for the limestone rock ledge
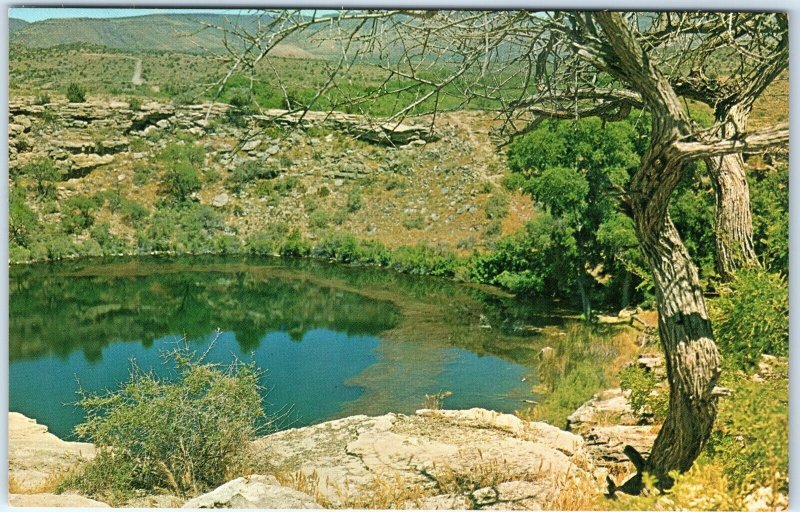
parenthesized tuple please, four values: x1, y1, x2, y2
(250, 408, 599, 509)
(8, 412, 95, 492)
(8, 408, 601, 509)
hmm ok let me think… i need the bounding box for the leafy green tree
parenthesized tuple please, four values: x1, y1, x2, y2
(505, 117, 643, 317)
(22, 157, 60, 198)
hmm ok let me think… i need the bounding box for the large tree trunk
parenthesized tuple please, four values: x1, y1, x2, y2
(705, 102, 760, 280)
(635, 213, 721, 483)
(706, 153, 759, 279)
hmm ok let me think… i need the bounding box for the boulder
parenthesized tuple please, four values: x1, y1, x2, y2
(182, 475, 322, 509)
(212, 193, 230, 207)
(581, 425, 657, 466)
(567, 388, 637, 434)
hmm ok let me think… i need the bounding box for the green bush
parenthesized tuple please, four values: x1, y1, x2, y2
(90, 223, 128, 255)
(710, 268, 788, 370)
(705, 368, 788, 493)
(279, 229, 311, 257)
(33, 92, 51, 105)
(246, 224, 288, 256)
(311, 233, 390, 266)
(66, 82, 86, 103)
(346, 189, 363, 212)
(128, 97, 142, 111)
(228, 161, 280, 192)
(485, 193, 509, 220)
(60, 344, 265, 502)
(61, 195, 101, 234)
(390, 244, 458, 277)
(9, 190, 39, 248)
(618, 364, 668, 422)
(120, 199, 149, 223)
(308, 210, 330, 229)
(132, 163, 153, 186)
(22, 157, 60, 198)
(162, 162, 201, 202)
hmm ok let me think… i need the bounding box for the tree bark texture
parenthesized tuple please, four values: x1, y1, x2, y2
(635, 211, 721, 481)
(706, 153, 758, 279)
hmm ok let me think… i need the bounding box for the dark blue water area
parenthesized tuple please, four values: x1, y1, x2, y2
(9, 328, 383, 439)
(10, 327, 533, 440)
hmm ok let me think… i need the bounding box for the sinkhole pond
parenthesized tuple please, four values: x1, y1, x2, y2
(9, 256, 575, 439)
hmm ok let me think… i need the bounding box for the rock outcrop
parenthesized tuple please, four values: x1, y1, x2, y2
(8, 408, 601, 509)
(8, 98, 436, 175)
(252, 408, 597, 509)
(8, 412, 95, 492)
(183, 475, 323, 509)
(566, 388, 657, 470)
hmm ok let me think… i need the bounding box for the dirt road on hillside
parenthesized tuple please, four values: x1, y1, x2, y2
(131, 59, 143, 86)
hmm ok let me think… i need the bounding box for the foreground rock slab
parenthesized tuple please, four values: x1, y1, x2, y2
(252, 408, 597, 508)
(8, 412, 95, 492)
(183, 475, 322, 509)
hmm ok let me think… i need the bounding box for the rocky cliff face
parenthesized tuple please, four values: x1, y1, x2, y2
(8, 99, 435, 176)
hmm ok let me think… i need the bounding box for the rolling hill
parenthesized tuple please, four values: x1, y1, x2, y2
(9, 12, 273, 54)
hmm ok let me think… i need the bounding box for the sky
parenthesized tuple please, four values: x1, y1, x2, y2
(9, 7, 261, 22)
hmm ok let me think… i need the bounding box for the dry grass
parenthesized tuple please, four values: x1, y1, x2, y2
(8, 470, 70, 494)
(275, 469, 430, 509)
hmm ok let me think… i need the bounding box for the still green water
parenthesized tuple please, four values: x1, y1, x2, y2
(9, 257, 568, 439)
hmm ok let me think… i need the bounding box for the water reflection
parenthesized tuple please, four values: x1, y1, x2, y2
(9, 257, 565, 439)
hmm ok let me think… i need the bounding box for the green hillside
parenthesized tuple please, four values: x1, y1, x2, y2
(9, 12, 270, 54)
(9, 17, 30, 33)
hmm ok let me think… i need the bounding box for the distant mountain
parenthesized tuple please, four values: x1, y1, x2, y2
(9, 12, 282, 54)
(9, 17, 30, 33)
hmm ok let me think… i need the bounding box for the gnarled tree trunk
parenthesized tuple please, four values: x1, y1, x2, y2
(706, 153, 758, 279)
(635, 212, 721, 481)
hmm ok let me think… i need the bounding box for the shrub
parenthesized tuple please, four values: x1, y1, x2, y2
(22, 157, 60, 198)
(228, 161, 279, 192)
(128, 97, 142, 111)
(308, 210, 330, 229)
(120, 199, 149, 223)
(66, 82, 86, 103)
(618, 364, 668, 422)
(33, 92, 51, 105)
(132, 163, 153, 186)
(61, 195, 101, 234)
(346, 189, 363, 212)
(90, 223, 128, 255)
(390, 244, 458, 277)
(705, 369, 788, 494)
(279, 229, 311, 257)
(485, 193, 509, 220)
(162, 162, 201, 202)
(9, 191, 39, 248)
(61, 344, 265, 502)
(710, 268, 788, 370)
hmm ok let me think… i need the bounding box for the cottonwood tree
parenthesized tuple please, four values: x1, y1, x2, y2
(214, 9, 788, 489)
